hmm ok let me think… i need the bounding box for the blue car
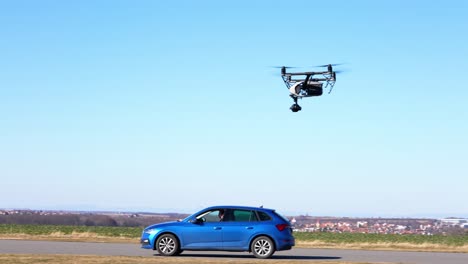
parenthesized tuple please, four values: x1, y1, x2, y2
(141, 205, 295, 258)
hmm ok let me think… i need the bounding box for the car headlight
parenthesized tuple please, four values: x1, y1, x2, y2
(144, 228, 158, 235)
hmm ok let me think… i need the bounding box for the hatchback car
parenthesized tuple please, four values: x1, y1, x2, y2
(141, 205, 294, 258)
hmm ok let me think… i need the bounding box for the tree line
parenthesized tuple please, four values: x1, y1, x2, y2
(0, 213, 187, 227)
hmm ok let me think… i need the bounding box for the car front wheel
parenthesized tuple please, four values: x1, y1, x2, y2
(251, 236, 275, 259)
(156, 234, 179, 256)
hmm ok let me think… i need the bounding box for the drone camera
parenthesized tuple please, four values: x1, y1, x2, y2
(290, 104, 302, 112)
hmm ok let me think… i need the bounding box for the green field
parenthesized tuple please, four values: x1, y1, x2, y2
(0, 224, 141, 238)
(294, 231, 468, 247)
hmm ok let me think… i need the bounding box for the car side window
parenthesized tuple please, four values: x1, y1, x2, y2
(257, 211, 272, 221)
(197, 210, 224, 222)
(231, 209, 258, 222)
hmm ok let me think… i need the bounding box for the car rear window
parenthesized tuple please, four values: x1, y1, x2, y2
(272, 211, 290, 223)
(256, 211, 272, 221)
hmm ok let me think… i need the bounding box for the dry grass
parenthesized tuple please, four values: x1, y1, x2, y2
(297, 240, 468, 253)
(0, 254, 381, 264)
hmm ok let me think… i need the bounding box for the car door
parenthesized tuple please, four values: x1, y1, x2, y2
(181, 210, 223, 249)
(222, 209, 259, 250)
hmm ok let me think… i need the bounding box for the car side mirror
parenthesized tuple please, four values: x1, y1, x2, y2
(190, 218, 203, 224)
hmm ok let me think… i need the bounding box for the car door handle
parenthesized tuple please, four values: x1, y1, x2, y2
(214, 227, 222, 230)
(246, 226, 253, 229)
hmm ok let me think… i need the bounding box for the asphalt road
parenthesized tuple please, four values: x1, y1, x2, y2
(1, 240, 467, 264)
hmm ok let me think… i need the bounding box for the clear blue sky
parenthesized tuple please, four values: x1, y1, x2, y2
(1, 1, 467, 218)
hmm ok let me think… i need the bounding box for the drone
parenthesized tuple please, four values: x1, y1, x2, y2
(279, 64, 341, 112)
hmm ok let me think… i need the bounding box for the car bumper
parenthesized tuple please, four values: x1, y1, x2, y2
(140, 233, 153, 249)
(276, 236, 295, 251)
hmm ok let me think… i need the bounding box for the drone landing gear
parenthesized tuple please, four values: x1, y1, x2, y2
(290, 96, 302, 112)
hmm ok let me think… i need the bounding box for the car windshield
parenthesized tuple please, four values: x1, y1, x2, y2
(181, 214, 194, 222)
(181, 209, 218, 222)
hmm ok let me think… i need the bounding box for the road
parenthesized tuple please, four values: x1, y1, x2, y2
(1, 240, 467, 264)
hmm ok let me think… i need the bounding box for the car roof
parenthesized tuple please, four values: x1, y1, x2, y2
(204, 205, 275, 212)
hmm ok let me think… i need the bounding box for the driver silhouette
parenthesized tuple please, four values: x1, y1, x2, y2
(218, 209, 225, 221)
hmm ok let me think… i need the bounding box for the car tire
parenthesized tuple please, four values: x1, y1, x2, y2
(155, 234, 179, 256)
(251, 236, 275, 259)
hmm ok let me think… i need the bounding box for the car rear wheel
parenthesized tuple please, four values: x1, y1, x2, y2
(251, 236, 275, 259)
(156, 234, 179, 256)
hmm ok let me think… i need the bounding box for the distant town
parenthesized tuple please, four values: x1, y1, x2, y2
(290, 215, 468, 235)
(1, 209, 467, 235)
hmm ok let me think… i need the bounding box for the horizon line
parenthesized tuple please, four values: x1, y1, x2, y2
(1, 207, 466, 220)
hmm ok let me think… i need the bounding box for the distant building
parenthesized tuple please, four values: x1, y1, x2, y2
(440, 218, 468, 225)
(290, 218, 297, 225)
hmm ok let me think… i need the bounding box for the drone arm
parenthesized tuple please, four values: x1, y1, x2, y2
(286, 71, 328, 76)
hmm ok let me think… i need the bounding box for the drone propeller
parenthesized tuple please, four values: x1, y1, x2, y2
(314, 63, 344, 67)
(313, 63, 345, 73)
(271, 66, 299, 69)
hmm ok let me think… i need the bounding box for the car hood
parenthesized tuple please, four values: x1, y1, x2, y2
(144, 221, 180, 230)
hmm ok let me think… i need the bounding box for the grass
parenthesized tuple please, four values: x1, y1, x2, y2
(0, 224, 139, 243)
(294, 232, 468, 252)
(1, 224, 468, 252)
(0, 224, 140, 238)
(294, 232, 468, 246)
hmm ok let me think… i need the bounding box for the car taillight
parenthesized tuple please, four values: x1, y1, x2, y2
(276, 224, 289, 231)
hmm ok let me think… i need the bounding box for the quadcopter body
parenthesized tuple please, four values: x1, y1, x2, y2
(280, 64, 339, 112)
